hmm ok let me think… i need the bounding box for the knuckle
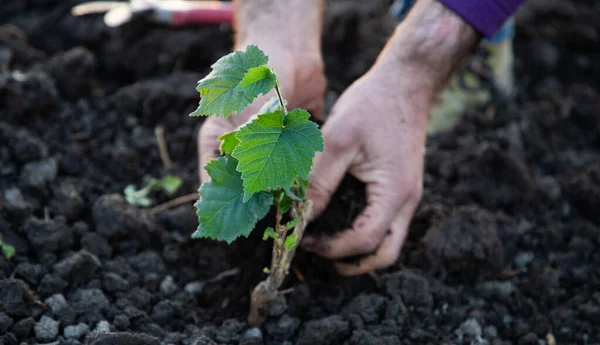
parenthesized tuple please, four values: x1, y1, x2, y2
(324, 134, 354, 154)
(308, 177, 327, 196)
(296, 57, 325, 91)
(303, 55, 324, 75)
(306, 175, 333, 201)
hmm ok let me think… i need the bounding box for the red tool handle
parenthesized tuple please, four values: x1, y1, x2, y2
(167, 2, 234, 26)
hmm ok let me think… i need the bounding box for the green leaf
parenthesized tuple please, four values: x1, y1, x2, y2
(233, 109, 324, 201)
(123, 174, 182, 206)
(124, 185, 152, 207)
(239, 65, 277, 96)
(297, 176, 309, 198)
(2, 244, 15, 260)
(0, 236, 15, 260)
(159, 175, 182, 195)
(147, 178, 161, 189)
(284, 188, 303, 202)
(284, 218, 300, 230)
(279, 195, 292, 214)
(284, 233, 297, 251)
(263, 267, 270, 274)
(275, 190, 292, 214)
(262, 227, 279, 241)
(218, 131, 240, 155)
(193, 157, 273, 243)
(190, 45, 274, 118)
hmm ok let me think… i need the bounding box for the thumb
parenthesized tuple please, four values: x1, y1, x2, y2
(196, 93, 276, 183)
(197, 117, 227, 183)
(305, 128, 357, 219)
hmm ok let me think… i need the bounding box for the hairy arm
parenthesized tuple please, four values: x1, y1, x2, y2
(377, 0, 481, 107)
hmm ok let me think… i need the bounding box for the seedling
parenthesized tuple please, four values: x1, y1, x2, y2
(190, 45, 323, 325)
(124, 175, 182, 207)
(0, 234, 15, 260)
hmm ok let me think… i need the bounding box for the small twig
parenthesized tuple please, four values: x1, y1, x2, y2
(208, 267, 241, 283)
(546, 332, 557, 345)
(71, 132, 91, 141)
(274, 82, 288, 114)
(279, 287, 295, 295)
(34, 300, 47, 309)
(43, 207, 50, 221)
(496, 268, 526, 279)
(155, 126, 172, 170)
(367, 271, 380, 286)
(149, 193, 198, 215)
(0, 24, 27, 42)
(221, 297, 230, 309)
(0, 24, 45, 60)
(293, 267, 305, 282)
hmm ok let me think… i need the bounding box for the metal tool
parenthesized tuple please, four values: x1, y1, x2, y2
(71, 0, 234, 27)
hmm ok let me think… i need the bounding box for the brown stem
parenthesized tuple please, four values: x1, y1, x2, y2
(248, 200, 312, 326)
(155, 126, 172, 170)
(274, 81, 288, 114)
(275, 195, 291, 256)
(149, 193, 198, 215)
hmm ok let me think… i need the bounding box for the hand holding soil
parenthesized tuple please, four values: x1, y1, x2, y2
(302, 62, 428, 275)
(2, 0, 600, 344)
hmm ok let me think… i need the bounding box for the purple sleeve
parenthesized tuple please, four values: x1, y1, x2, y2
(438, 0, 526, 37)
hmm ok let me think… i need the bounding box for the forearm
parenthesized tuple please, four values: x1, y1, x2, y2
(233, 0, 324, 52)
(375, 0, 480, 99)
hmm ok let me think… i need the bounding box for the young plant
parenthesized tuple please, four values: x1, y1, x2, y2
(124, 175, 182, 207)
(190, 45, 323, 325)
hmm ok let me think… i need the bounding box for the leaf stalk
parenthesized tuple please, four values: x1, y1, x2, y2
(274, 80, 288, 115)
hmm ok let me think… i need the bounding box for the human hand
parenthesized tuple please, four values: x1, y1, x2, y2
(301, 60, 431, 276)
(197, 41, 326, 182)
(298, 0, 480, 276)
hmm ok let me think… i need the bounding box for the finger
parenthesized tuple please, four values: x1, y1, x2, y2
(302, 179, 403, 260)
(286, 57, 326, 121)
(335, 211, 411, 276)
(302, 95, 324, 122)
(301, 74, 326, 121)
(196, 91, 293, 183)
(198, 118, 226, 183)
(304, 124, 357, 219)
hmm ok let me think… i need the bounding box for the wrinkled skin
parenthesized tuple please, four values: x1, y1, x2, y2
(302, 62, 428, 275)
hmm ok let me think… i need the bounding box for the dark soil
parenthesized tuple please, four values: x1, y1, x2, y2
(2, 0, 600, 345)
